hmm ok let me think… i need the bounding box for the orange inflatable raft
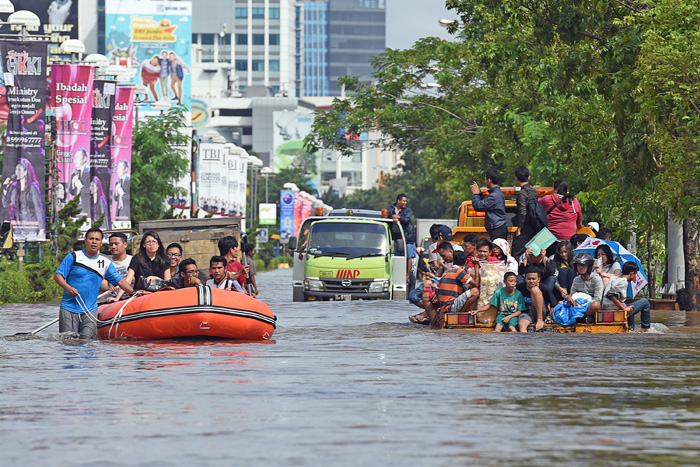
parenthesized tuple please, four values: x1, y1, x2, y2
(96, 286, 276, 340)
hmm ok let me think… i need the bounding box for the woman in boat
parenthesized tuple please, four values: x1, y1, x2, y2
(491, 238, 518, 274)
(546, 240, 575, 301)
(538, 180, 582, 241)
(117, 231, 171, 297)
(594, 243, 621, 287)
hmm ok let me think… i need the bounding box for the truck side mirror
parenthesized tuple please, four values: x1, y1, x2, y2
(395, 239, 405, 255)
(289, 236, 297, 250)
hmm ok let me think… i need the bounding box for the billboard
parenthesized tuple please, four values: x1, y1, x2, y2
(272, 110, 320, 189)
(1, 0, 79, 67)
(0, 41, 49, 242)
(104, 0, 192, 121)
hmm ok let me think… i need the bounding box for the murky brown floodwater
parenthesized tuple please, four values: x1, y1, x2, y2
(2, 268, 700, 466)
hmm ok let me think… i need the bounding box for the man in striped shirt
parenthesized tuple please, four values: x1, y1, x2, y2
(425, 250, 480, 328)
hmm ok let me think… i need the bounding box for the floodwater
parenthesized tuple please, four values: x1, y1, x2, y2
(2, 269, 700, 466)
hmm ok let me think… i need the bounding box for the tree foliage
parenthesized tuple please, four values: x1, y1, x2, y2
(306, 0, 700, 304)
(131, 107, 191, 223)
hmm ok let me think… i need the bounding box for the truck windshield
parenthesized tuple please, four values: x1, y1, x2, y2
(308, 222, 387, 257)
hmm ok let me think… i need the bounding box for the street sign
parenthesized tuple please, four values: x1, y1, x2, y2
(280, 231, 290, 243)
(257, 228, 268, 244)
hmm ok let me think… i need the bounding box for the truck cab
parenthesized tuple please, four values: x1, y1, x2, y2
(289, 210, 408, 302)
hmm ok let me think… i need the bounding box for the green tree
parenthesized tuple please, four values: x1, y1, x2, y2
(307, 0, 700, 307)
(131, 107, 191, 223)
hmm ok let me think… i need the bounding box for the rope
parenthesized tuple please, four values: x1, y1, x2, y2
(107, 291, 145, 339)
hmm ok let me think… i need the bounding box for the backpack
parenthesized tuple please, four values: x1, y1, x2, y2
(527, 197, 549, 231)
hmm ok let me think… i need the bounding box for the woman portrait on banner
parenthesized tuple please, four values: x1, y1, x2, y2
(140, 55, 161, 102)
(90, 176, 110, 230)
(1, 157, 46, 241)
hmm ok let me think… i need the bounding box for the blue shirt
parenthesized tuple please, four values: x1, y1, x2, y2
(56, 250, 123, 313)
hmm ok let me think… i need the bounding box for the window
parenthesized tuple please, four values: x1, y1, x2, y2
(220, 108, 253, 117)
(252, 34, 265, 45)
(269, 60, 280, 71)
(269, 34, 280, 45)
(252, 7, 264, 19)
(269, 7, 280, 19)
(235, 60, 247, 71)
(200, 34, 214, 45)
(236, 34, 247, 45)
(235, 7, 247, 19)
(252, 60, 264, 71)
(220, 34, 231, 45)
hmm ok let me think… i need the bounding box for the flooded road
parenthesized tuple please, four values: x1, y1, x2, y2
(2, 268, 700, 466)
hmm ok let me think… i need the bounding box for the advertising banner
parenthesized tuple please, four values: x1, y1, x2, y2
(110, 85, 134, 229)
(259, 203, 276, 225)
(280, 190, 295, 239)
(0, 40, 48, 241)
(229, 145, 248, 217)
(301, 197, 313, 223)
(0, 1, 79, 73)
(226, 153, 239, 216)
(272, 110, 320, 189)
(197, 142, 225, 214)
(49, 64, 94, 219)
(239, 157, 247, 221)
(218, 150, 227, 215)
(294, 191, 302, 239)
(105, 0, 192, 121)
(90, 79, 116, 230)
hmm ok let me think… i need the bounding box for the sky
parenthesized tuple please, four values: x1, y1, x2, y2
(385, 0, 456, 50)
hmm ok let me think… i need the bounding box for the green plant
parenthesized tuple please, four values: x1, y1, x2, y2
(268, 255, 293, 270)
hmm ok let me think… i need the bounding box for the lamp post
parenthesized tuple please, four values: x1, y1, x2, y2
(260, 166, 273, 203)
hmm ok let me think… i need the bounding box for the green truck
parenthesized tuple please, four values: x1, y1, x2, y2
(289, 209, 408, 302)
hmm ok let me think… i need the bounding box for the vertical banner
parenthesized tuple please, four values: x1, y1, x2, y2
(0, 41, 48, 241)
(50, 64, 94, 219)
(301, 197, 313, 222)
(280, 190, 295, 239)
(294, 191, 303, 239)
(226, 153, 238, 216)
(0, 1, 80, 124)
(91, 79, 116, 230)
(105, 0, 192, 123)
(218, 150, 227, 215)
(197, 142, 224, 215)
(239, 158, 248, 222)
(110, 85, 134, 229)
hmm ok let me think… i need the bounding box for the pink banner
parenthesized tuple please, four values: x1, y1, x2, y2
(110, 86, 134, 228)
(302, 198, 313, 222)
(50, 65, 94, 218)
(294, 191, 302, 239)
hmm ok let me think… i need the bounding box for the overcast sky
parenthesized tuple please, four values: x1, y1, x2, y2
(385, 0, 456, 50)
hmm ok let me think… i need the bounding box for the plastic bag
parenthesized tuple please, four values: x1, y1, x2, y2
(476, 261, 507, 309)
(552, 294, 593, 326)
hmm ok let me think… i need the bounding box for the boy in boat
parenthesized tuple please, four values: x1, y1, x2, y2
(602, 261, 651, 331)
(206, 256, 246, 293)
(516, 266, 557, 332)
(471, 271, 526, 332)
(170, 258, 202, 289)
(425, 250, 480, 329)
(54, 228, 134, 338)
(568, 252, 603, 321)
